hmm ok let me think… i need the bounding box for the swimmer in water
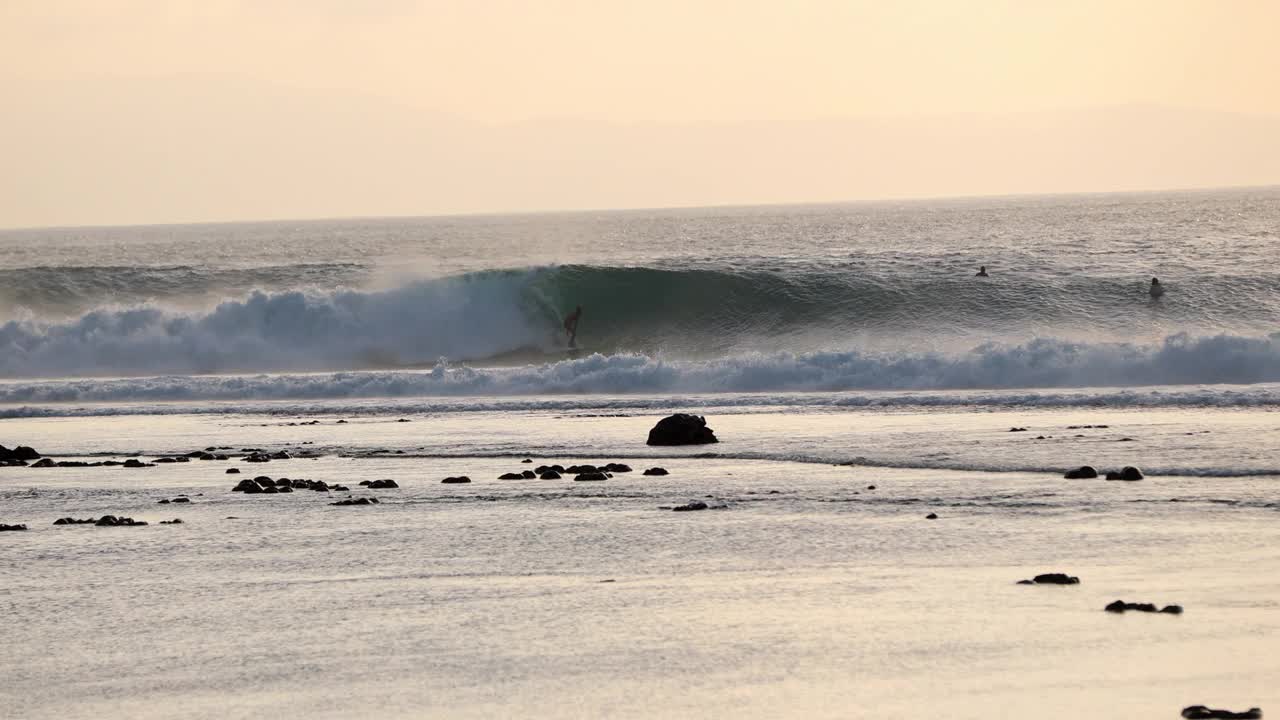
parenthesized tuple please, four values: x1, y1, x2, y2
(563, 305, 582, 348)
(1149, 278, 1164, 298)
(975, 266, 989, 277)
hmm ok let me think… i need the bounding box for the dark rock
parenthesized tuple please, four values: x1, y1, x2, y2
(0, 444, 42, 461)
(1009, 427, 1027, 432)
(1182, 706, 1261, 719)
(366, 479, 400, 489)
(308, 480, 330, 491)
(173, 497, 190, 503)
(1105, 600, 1181, 614)
(159, 519, 184, 525)
(521, 470, 536, 479)
(605, 463, 633, 473)
(331, 497, 379, 506)
(226, 468, 241, 474)
(574, 472, 610, 481)
(254, 476, 274, 487)
(566, 465, 597, 474)
(122, 458, 154, 468)
(270, 451, 292, 460)
(442, 476, 471, 484)
(521, 458, 532, 463)
(642, 467, 669, 476)
(539, 471, 562, 479)
(274, 478, 292, 486)
(1016, 580, 1035, 585)
(672, 501, 709, 512)
(867, 485, 876, 490)
(551, 465, 565, 473)
(158, 499, 170, 504)
(53, 517, 95, 525)
(647, 414, 718, 446)
(1105, 466, 1144, 481)
(95, 515, 147, 527)
(398, 418, 411, 423)
(499, 472, 527, 480)
(244, 452, 271, 463)
(275, 485, 293, 493)
(291, 479, 309, 488)
(30, 458, 57, 468)
(1022, 573, 1080, 585)
(925, 513, 939, 519)
(0, 523, 28, 531)
(330, 485, 349, 491)
(155, 457, 178, 464)
(1064, 466, 1099, 479)
(232, 478, 258, 492)
(261, 485, 279, 494)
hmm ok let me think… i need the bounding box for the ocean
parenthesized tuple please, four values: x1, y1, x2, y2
(3, 188, 1279, 719)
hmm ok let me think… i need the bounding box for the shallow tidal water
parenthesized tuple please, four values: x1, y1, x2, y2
(3, 408, 1278, 719)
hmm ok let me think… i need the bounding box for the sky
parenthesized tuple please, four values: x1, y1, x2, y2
(2, 0, 1279, 228)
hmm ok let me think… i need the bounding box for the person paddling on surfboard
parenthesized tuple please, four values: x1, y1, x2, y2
(563, 306, 583, 348)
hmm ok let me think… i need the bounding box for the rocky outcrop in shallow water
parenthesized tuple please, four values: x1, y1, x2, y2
(642, 467, 669, 476)
(647, 414, 718, 446)
(1105, 600, 1182, 614)
(1017, 573, 1080, 585)
(1182, 706, 1262, 719)
(331, 497, 379, 506)
(1064, 466, 1098, 479)
(442, 476, 471, 483)
(95, 515, 147, 527)
(574, 471, 611, 481)
(53, 517, 95, 525)
(360, 479, 400, 489)
(0, 444, 41, 463)
(1106, 466, 1144, 481)
(0, 523, 28, 531)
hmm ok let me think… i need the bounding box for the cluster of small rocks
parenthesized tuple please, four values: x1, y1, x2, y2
(1063, 465, 1144, 481)
(157, 497, 192, 504)
(1105, 600, 1183, 614)
(332, 497, 379, 506)
(93, 515, 148, 527)
(232, 476, 350, 493)
(0, 444, 42, 466)
(360, 479, 399, 489)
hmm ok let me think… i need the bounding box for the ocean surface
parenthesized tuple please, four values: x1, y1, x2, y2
(3, 189, 1279, 718)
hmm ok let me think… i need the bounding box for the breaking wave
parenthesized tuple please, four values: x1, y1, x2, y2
(2, 262, 1279, 378)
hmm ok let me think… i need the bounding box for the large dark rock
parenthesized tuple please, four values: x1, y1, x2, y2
(30, 458, 57, 468)
(363, 479, 399, 489)
(0, 445, 42, 461)
(1019, 573, 1080, 585)
(441, 476, 471, 484)
(122, 458, 154, 468)
(53, 517, 96, 525)
(499, 472, 527, 480)
(1064, 466, 1098, 479)
(647, 414, 718, 446)
(642, 467, 669, 476)
(604, 463, 632, 473)
(1106, 466, 1144, 481)
(0, 523, 28, 531)
(539, 471, 562, 479)
(1182, 706, 1262, 719)
(574, 471, 610, 481)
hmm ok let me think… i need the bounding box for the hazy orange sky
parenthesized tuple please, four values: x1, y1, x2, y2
(3, 0, 1279, 227)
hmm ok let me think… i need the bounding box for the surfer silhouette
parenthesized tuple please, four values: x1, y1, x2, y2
(975, 266, 989, 277)
(1149, 277, 1164, 298)
(563, 305, 582, 348)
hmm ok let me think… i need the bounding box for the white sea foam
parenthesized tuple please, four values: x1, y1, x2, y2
(2, 334, 1280, 417)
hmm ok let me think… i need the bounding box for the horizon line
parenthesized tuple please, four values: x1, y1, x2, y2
(3, 181, 1278, 234)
